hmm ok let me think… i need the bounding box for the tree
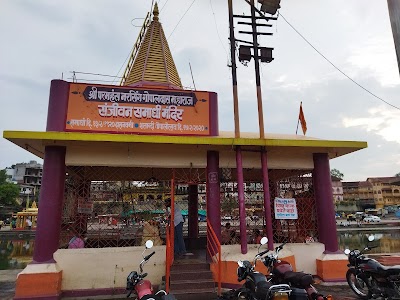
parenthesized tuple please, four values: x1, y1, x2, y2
(395, 172, 400, 177)
(331, 168, 344, 180)
(0, 169, 19, 206)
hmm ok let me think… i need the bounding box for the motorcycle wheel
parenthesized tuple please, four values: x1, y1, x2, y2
(346, 269, 371, 299)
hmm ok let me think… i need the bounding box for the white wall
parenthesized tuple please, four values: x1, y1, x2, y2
(54, 246, 166, 291)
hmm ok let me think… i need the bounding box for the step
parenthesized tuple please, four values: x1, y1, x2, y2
(170, 262, 210, 272)
(170, 279, 215, 291)
(170, 269, 213, 281)
(171, 288, 218, 300)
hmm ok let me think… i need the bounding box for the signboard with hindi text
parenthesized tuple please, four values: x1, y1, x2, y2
(65, 83, 217, 136)
(274, 198, 298, 220)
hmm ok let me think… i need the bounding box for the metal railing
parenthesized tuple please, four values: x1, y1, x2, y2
(165, 177, 175, 293)
(207, 220, 221, 296)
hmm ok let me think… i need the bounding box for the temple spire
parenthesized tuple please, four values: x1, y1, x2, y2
(121, 2, 183, 89)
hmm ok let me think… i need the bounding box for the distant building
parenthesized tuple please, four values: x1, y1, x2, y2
(10, 161, 43, 205)
(341, 177, 400, 210)
(367, 177, 400, 209)
(331, 176, 343, 203)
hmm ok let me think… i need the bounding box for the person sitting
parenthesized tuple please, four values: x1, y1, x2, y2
(222, 223, 234, 245)
(253, 229, 262, 244)
(68, 229, 87, 249)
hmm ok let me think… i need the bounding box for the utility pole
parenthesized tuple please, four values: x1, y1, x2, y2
(251, 0, 265, 139)
(228, 0, 240, 138)
(388, 0, 400, 76)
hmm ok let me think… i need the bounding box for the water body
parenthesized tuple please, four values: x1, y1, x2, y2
(0, 233, 34, 270)
(1, 230, 399, 270)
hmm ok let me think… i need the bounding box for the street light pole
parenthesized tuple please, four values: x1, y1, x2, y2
(251, 0, 265, 139)
(228, 0, 240, 138)
(388, 0, 400, 76)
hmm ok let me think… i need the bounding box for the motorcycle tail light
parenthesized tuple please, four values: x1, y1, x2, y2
(273, 292, 289, 300)
(325, 295, 333, 300)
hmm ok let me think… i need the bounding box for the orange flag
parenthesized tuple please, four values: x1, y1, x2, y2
(298, 102, 307, 135)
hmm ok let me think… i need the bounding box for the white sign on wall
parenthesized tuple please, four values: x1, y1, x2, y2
(274, 197, 298, 220)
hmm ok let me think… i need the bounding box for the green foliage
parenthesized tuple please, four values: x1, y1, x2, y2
(395, 172, 400, 177)
(331, 168, 344, 180)
(0, 169, 8, 184)
(0, 169, 19, 206)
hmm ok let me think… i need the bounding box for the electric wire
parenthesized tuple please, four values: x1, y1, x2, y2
(168, 0, 197, 39)
(161, 0, 170, 11)
(210, 0, 229, 60)
(278, 12, 400, 111)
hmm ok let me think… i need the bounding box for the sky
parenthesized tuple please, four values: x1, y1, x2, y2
(0, 0, 399, 182)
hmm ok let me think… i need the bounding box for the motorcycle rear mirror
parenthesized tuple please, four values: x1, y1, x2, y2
(344, 249, 350, 255)
(145, 240, 154, 249)
(260, 237, 268, 245)
(368, 235, 375, 242)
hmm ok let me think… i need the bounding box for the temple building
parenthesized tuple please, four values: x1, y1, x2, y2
(3, 4, 367, 299)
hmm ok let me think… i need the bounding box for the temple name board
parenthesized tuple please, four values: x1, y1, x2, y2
(65, 83, 218, 136)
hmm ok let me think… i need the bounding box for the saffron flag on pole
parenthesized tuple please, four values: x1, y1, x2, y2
(298, 102, 307, 135)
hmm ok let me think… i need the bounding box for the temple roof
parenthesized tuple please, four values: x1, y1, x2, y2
(122, 3, 183, 89)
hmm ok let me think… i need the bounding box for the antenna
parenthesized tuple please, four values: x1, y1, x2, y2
(189, 62, 197, 90)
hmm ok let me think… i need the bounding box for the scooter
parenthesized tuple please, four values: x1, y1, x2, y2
(126, 240, 176, 300)
(344, 235, 400, 299)
(236, 237, 292, 300)
(260, 238, 330, 300)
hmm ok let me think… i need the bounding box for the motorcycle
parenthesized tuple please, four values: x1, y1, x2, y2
(236, 237, 292, 300)
(344, 235, 400, 299)
(126, 240, 176, 300)
(260, 238, 330, 300)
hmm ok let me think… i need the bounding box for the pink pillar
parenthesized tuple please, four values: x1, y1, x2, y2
(206, 151, 221, 241)
(261, 150, 274, 250)
(236, 146, 247, 254)
(313, 153, 339, 253)
(33, 146, 66, 263)
(46, 80, 69, 131)
(188, 184, 198, 239)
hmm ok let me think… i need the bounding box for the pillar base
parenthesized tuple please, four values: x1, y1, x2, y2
(316, 253, 348, 282)
(14, 263, 62, 299)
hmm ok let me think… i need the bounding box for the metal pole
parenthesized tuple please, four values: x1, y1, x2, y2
(388, 0, 400, 76)
(250, 0, 265, 139)
(228, 0, 240, 138)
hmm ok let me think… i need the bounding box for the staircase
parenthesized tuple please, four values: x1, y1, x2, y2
(169, 258, 218, 300)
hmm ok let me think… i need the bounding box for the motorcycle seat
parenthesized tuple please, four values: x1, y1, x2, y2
(379, 264, 400, 274)
(283, 271, 314, 287)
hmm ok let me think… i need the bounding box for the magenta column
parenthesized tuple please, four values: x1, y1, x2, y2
(236, 146, 247, 254)
(33, 146, 66, 263)
(261, 149, 274, 250)
(46, 79, 70, 131)
(313, 153, 339, 253)
(188, 184, 199, 239)
(206, 151, 221, 241)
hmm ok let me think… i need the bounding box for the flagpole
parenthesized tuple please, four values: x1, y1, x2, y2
(296, 101, 302, 135)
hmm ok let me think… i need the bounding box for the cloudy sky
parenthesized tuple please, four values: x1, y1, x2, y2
(1, 0, 399, 181)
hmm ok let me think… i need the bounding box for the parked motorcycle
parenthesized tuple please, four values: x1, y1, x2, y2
(236, 237, 292, 300)
(126, 240, 176, 300)
(344, 235, 400, 299)
(260, 238, 330, 300)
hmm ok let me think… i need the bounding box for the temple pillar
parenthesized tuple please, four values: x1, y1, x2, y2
(15, 145, 66, 299)
(313, 153, 347, 282)
(46, 79, 69, 131)
(261, 149, 274, 250)
(188, 184, 199, 239)
(312, 153, 338, 252)
(236, 146, 247, 254)
(206, 151, 221, 241)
